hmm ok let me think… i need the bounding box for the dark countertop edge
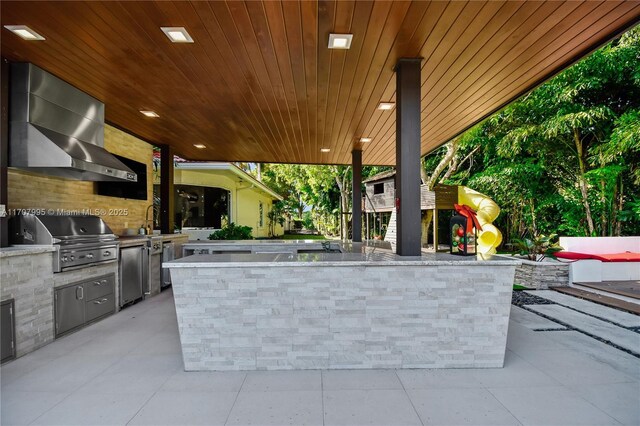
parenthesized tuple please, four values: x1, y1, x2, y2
(117, 236, 148, 247)
(159, 234, 189, 241)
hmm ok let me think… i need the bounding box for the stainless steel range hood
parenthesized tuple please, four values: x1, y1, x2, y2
(9, 63, 137, 182)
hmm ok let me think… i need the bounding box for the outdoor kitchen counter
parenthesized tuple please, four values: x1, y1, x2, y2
(117, 235, 149, 247)
(167, 249, 520, 372)
(0, 245, 55, 258)
(167, 251, 521, 267)
(181, 239, 341, 256)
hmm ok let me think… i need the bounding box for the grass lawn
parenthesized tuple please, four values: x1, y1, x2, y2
(280, 234, 327, 240)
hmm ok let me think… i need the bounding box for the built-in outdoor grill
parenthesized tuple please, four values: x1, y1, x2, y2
(10, 214, 119, 272)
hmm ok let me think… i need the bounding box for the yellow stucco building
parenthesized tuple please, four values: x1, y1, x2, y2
(154, 162, 283, 239)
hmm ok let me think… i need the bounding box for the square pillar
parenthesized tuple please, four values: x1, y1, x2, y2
(0, 58, 9, 247)
(160, 145, 175, 234)
(395, 58, 422, 256)
(352, 149, 362, 242)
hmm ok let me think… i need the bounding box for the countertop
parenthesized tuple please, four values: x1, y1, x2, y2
(159, 234, 189, 241)
(117, 235, 149, 247)
(166, 251, 522, 268)
(0, 245, 56, 258)
(183, 239, 338, 245)
(117, 233, 189, 248)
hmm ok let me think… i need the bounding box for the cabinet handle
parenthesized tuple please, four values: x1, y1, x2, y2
(76, 286, 84, 300)
(93, 298, 108, 305)
(94, 281, 102, 286)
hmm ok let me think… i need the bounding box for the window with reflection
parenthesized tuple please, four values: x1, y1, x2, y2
(155, 184, 230, 229)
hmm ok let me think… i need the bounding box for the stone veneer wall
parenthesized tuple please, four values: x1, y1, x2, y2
(513, 259, 569, 289)
(1, 251, 55, 356)
(0, 250, 120, 359)
(170, 263, 515, 371)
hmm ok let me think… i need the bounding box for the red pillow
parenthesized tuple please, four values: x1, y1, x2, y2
(555, 251, 640, 262)
(598, 252, 640, 262)
(555, 251, 606, 261)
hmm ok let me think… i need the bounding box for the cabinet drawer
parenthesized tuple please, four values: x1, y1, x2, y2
(85, 293, 115, 322)
(84, 275, 114, 301)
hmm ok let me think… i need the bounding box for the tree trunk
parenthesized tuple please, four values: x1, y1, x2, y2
(573, 128, 595, 235)
(421, 210, 433, 246)
(417, 139, 460, 248)
(615, 179, 623, 236)
(442, 145, 480, 181)
(297, 195, 304, 219)
(335, 167, 351, 241)
(426, 138, 459, 189)
(600, 179, 607, 237)
(529, 198, 537, 234)
(420, 158, 428, 184)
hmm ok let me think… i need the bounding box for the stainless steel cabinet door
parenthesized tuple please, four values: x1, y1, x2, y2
(1, 299, 15, 363)
(120, 246, 144, 306)
(55, 285, 85, 336)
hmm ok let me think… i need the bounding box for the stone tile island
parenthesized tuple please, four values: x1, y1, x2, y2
(165, 242, 521, 371)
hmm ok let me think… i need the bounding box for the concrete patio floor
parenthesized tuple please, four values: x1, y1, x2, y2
(1, 290, 638, 426)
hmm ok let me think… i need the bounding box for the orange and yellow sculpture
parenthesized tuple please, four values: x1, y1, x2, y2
(457, 186, 503, 255)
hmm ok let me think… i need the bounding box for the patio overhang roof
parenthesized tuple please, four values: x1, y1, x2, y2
(2, 1, 638, 166)
(175, 162, 284, 201)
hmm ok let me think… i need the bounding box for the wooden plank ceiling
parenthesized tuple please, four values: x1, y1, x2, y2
(2, 1, 639, 165)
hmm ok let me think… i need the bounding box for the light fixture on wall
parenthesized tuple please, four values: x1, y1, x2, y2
(320, 148, 330, 153)
(359, 137, 372, 143)
(140, 110, 159, 118)
(161, 27, 194, 43)
(377, 102, 395, 110)
(4, 25, 45, 40)
(328, 33, 353, 49)
(193, 144, 206, 149)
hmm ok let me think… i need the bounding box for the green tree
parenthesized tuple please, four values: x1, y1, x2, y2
(469, 27, 640, 237)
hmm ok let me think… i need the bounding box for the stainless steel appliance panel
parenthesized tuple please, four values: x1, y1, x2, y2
(120, 246, 145, 306)
(9, 63, 136, 182)
(1, 299, 16, 363)
(10, 62, 105, 129)
(85, 275, 114, 301)
(161, 242, 175, 289)
(147, 237, 162, 296)
(149, 252, 162, 296)
(55, 285, 85, 336)
(85, 293, 115, 322)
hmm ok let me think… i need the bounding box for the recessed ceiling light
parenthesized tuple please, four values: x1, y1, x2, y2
(140, 110, 159, 118)
(4, 25, 45, 41)
(328, 33, 353, 49)
(377, 102, 395, 110)
(359, 137, 372, 143)
(161, 27, 194, 43)
(193, 144, 206, 149)
(320, 148, 330, 153)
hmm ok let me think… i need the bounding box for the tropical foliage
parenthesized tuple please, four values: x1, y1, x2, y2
(450, 27, 640, 240)
(513, 234, 563, 261)
(257, 28, 639, 245)
(208, 222, 253, 240)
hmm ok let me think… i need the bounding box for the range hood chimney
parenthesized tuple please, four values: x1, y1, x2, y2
(9, 63, 137, 182)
